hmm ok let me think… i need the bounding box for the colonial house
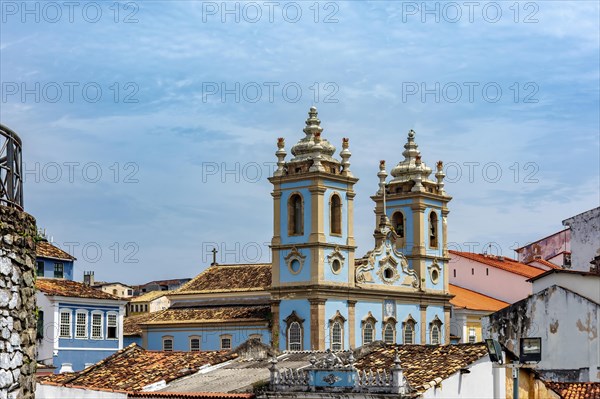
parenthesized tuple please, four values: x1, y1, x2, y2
(134, 107, 453, 352)
(34, 238, 127, 372)
(483, 269, 600, 383)
(134, 278, 191, 295)
(36, 240, 76, 280)
(127, 290, 170, 316)
(92, 281, 134, 298)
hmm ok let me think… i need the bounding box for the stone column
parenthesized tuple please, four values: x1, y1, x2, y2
(309, 298, 326, 351)
(0, 206, 37, 399)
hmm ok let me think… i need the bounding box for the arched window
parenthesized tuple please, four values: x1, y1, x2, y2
(331, 321, 342, 351)
(403, 317, 416, 344)
(330, 194, 342, 235)
(431, 325, 440, 345)
(363, 322, 374, 345)
(383, 321, 396, 344)
(392, 212, 405, 238)
(288, 194, 304, 235)
(429, 211, 438, 248)
(288, 322, 302, 351)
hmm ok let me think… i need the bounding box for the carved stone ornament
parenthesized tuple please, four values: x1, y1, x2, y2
(327, 246, 346, 274)
(284, 246, 306, 274)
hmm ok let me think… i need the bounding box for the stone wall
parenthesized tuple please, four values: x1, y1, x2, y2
(0, 206, 37, 399)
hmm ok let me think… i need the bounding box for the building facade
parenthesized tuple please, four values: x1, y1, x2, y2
(36, 241, 76, 280)
(137, 107, 453, 352)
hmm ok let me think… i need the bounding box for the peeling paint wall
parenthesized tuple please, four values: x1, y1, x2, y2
(483, 285, 599, 382)
(563, 208, 600, 271)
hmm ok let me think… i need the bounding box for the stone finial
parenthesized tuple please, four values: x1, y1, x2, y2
(435, 160, 446, 195)
(340, 138, 352, 177)
(309, 132, 325, 172)
(274, 138, 287, 177)
(377, 160, 388, 195)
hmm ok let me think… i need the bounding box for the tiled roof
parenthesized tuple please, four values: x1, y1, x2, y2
(545, 382, 600, 399)
(36, 278, 120, 300)
(38, 344, 237, 392)
(124, 313, 164, 336)
(139, 306, 270, 325)
(36, 241, 76, 261)
(449, 250, 545, 278)
(130, 290, 167, 303)
(352, 343, 489, 393)
(449, 284, 509, 312)
(129, 393, 254, 399)
(175, 264, 271, 294)
(528, 258, 563, 270)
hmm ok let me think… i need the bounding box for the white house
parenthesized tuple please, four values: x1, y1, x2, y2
(562, 207, 600, 272)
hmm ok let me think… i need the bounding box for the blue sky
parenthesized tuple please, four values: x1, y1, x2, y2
(1, 1, 598, 284)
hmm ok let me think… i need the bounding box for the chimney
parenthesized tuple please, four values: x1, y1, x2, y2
(83, 271, 95, 286)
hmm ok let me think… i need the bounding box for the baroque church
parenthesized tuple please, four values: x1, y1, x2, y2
(135, 107, 453, 352)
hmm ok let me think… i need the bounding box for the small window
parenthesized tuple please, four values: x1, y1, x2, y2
(107, 313, 118, 339)
(331, 259, 342, 274)
(36, 261, 44, 277)
(468, 327, 476, 343)
(363, 322, 374, 345)
(288, 194, 304, 236)
(127, 289, 133, 296)
(486, 268, 489, 276)
(429, 211, 438, 248)
(54, 263, 64, 278)
(91, 313, 103, 339)
(331, 321, 343, 351)
(36, 310, 44, 339)
(163, 336, 174, 351)
(403, 321, 415, 344)
(220, 335, 232, 350)
(288, 322, 302, 351)
(249, 334, 262, 342)
(431, 325, 440, 345)
(471, 268, 474, 275)
(59, 311, 71, 338)
(190, 336, 201, 352)
(75, 311, 88, 338)
(383, 322, 395, 344)
(453, 269, 456, 278)
(112, 289, 117, 295)
(330, 194, 342, 235)
(392, 212, 405, 238)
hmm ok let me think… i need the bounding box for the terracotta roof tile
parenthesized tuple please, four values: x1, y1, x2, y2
(449, 284, 509, 312)
(129, 393, 255, 399)
(36, 241, 76, 261)
(130, 290, 167, 303)
(139, 306, 270, 325)
(545, 382, 600, 399)
(174, 264, 271, 294)
(39, 344, 237, 392)
(450, 250, 545, 278)
(353, 343, 489, 393)
(36, 278, 120, 300)
(124, 313, 164, 336)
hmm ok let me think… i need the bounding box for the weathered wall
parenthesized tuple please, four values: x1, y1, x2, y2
(563, 207, 600, 271)
(1, 206, 37, 399)
(483, 285, 599, 382)
(35, 384, 127, 399)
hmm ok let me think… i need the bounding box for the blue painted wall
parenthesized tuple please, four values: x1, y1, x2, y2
(146, 326, 270, 351)
(278, 299, 310, 351)
(426, 305, 445, 344)
(396, 303, 421, 344)
(354, 301, 381, 347)
(279, 247, 311, 283)
(324, 300, 349, 350)
(124, 336, 142, 347)
(36, 257, 74, 280)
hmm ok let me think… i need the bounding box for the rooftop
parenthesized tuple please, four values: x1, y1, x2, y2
(449, 250, 546, 278)
(545, 381, 600, 399)
(527, 258, 563, 270)
(124, 313, 164, 336)
(353, 342, 489, 393)
(174, 264, 271, 295)
(39, 344, 237, 392)
(130, 290, 168, 303)
(36, 241, 76, 261)
(138, 306, 270, 326)
(36, 278, 120, 300)
(526, 268, 600, 283)
(449, 284, 509, 312)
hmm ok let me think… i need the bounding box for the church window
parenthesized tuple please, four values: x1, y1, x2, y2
(403, 317, 416, 344)
(431, 325, 440, 344)
(383, 321, 396, 344)
(290, 259, 301, 273)
(288, 193, 304, 236)
(331, 259, 341, 274)
(330, 193, 342, 235)
(429, 211, 439, 248)
(288, 322, 302, 351)
(363, 322, 374, 345)
(162, 336, 173, 351)
(392, 212, 405, 238)
(331, 321, 343, 351)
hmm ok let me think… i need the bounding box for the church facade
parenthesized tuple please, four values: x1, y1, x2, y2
(139, 107, 453, 352)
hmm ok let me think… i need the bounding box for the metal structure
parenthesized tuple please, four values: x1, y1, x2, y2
(0, 123, 24, 210)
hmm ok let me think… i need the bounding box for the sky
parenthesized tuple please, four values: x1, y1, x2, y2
(1, 1, 598, 284)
